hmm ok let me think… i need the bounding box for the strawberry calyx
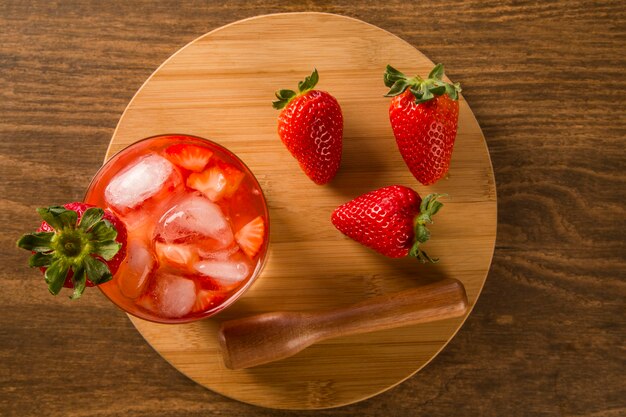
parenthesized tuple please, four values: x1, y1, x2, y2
(409, 193, 446, 263)
(17, 206, 122, 299)
(384, 64, 461, 104)
(272, 69, 319, 110)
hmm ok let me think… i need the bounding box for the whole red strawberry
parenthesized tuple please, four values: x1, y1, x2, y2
(384, 64, 461, 185)
(331, 186, 444, 262)
(17, 203, 127, 299)
(273, 69, 343, 185)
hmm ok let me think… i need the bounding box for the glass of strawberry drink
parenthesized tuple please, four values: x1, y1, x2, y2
(84, 134, 268, 323)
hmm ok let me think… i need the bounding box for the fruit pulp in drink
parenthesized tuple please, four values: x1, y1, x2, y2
(84, 135, 269, 323)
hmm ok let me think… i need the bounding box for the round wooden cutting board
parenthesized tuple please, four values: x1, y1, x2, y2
(107, 12, 496, 409)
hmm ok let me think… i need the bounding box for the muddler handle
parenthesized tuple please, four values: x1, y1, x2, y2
(218, 278, 468, 370)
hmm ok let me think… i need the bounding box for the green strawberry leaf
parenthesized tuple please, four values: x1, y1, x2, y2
(428, 84, 447, 96)
(445, 82, 462, 100)
(275, 89, 296, 100)
(409, 242, 439, 264)
(429, 200, 444, 216)
(410, 194, 446, 264)
(418, 88, 434, 103)
(415, 224, 430, 243)
(384, 65, 407, 87)
(384, 63, 461, 104)
(17, 232, 55, 253)
(79, 207, 104, 231)
(272, 69, 321, 110)
(84, 256, 113, 285)
(28, 252, 54, 267)
(37, 206, 77, 231)
(90, 220, 118, 242)
(272, 89, 297, 110)
(92, 240, 121, 261)
(272, 100, 285, 110)
(410, 86, 424, 99)
(70, 267, 87, 300)
(298, 69, 319, 93)
(385, 80, 410, 97)
(428, 63, 445, 80)
(45, 259, 70, 295)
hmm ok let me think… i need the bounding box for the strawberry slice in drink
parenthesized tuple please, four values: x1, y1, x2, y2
(235, 216, 266, 259)
(154, 241, 198, 269)
(192, 289, 226, 313)
(165, 143, 213, 172)
(187, 161, 245, 202)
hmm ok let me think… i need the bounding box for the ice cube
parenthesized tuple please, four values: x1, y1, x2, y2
(105, 153, 180, 212)
(194, 259, 250, 287)
(154, 273, 196, 318)
(117, 239, 155, 299)
(198, 244, 239, 261)
(155, 193, 234, 249)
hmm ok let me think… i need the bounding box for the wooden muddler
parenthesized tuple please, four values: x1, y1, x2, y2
(218, 278, 468, 370)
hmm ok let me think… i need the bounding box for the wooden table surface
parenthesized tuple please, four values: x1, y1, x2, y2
(1, 1, 624, 416)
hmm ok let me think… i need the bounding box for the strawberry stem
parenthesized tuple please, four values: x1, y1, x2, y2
(384, 64, 461, 104)
(409, 193, 446, 263)
(17, 206, 121, 298)
(272, 69, 319, 110)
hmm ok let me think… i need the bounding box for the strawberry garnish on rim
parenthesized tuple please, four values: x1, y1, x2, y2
(165, 143, 213, 172)
(187, 161, 245, 202)
(235, 216, 266, 259)
(17, 203, 127, 299)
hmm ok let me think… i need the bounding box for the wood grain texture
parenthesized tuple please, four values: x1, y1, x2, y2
(107, 12, 495, 409)
(0, 1, 624, 416)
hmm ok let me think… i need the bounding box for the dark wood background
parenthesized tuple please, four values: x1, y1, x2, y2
(1, 1, 624, 416)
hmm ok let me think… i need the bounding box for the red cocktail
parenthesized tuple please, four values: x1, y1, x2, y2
(85, 134, 269, 323)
